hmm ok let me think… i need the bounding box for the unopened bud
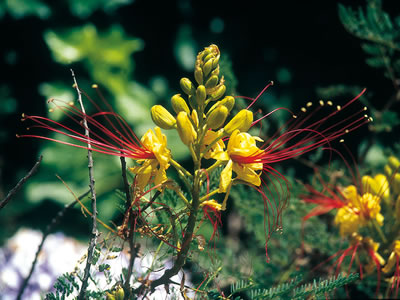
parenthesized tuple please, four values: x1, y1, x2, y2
(207, 105, 229, 129)
(210, 85, 226, 100)
(223, 109, 253, 134)
(212, 55, 220, 68)
(176, 112, 197, 145)
(191, 109, 199, 128)
(204, 75, 219, 90)
(384, 165, 393, 177)
(151, 105, 176, 129)
(394, 173, 400, 195)
(208, 96, 235, 116)
(115, 286, 124, 300)
(180, 77, 196, 95)
(210, 65, 220, 77)
(106, 294, 116, 300)
(388, 156, 400, 170)
(194, 66, 203, 85)
(203, 59, 213, 77)
(196, 85, 207, 106)
(171, 94, 190, 114)
(374, 174, 389, 200)
(219, 96, 235, 112)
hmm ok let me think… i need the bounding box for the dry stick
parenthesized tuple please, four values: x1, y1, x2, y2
(0, 155, 43, 211)
(72, 70, 99, 300)
(16, 191, 89, 300)
(120, 156, 137, 298)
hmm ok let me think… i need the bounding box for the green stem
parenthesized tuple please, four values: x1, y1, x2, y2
(372, 220, 387, 244)
(170, 158, 192, 191)
(175, 189, 191, 206)
(206, 160, 225, 174)
(199, 189, 220, 202)
(170, 159, 192, 180)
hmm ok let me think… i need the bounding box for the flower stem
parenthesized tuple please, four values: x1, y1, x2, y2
(372, 220, 388, 244)
(199, 189, 220, 202)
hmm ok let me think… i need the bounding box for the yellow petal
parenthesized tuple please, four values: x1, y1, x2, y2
(232, 163, 262, 186)
(135, 171, 153, 191)
(382, 252, 397, 273)
(219, 160, 233, 193)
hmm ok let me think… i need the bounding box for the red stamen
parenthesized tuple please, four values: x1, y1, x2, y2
(19, 98, 155, 161)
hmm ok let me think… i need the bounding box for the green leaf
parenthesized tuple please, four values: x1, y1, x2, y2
(44, 24, 144, 95)
(67, 0, 133, 18)
(0, 0, 51, 19)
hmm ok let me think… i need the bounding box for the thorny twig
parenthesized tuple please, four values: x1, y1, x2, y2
(71, 70, 99, 300)
(0, 155, 42, 211)
(16, 191, 89, 300)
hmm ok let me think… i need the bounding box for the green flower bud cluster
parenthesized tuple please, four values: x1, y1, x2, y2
(150, 44, 254, 148)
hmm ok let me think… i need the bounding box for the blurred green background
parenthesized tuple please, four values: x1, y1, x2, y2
(1, 0, 400, 297)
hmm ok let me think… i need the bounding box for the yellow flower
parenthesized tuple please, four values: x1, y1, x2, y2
(130, 127, 171, 190)
(334, 186, 384, 237)
(334, 205, 361, 237)
(200, 199, 222, 211)
(382, 240, 400, 273)
(363, 237, 386, 274)
(362, 174, 389, 202)
(201, 130, 226, 160)
(219, 129, 263, 193)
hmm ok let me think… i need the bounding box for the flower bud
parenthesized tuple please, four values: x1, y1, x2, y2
(196, 85, 207, 106)
(211, 65, 220, 77)
(205, 75, 219, 89)
(171, 94, 190, 114)
(180, 77, 196, 95)
(394, 173, 400, 195)
(388, 156, 400, 170)
(207, 105, 229, 129)
(212, 55, 220, 68)
(203, 53, 214, 62)
(210, 84, 226, 101)
(106, 294, 116, 300)
(176, 111, 197, 145)
(150, 105, 176, 129)
(223, 109, 253, 134)
(115, 286, 124, 300)
(374, 174, 389, 201)
(219, 96, 235, 112)
(194, 66, 203, 85)
(207, 96, 235, 116)
(203, 59, 213, 77)
(191, 109, 199, 128)
(384, 165, 392, 177)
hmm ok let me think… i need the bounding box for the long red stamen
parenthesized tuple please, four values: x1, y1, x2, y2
(242, 81, 274, 110)
(19, 99, 154, 160)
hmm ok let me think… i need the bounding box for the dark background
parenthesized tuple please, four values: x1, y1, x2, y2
(1, 0, 398, 235)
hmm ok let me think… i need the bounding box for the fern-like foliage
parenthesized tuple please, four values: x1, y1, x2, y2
(338, 0, 400, 78)
(292, 273, 359, 299)
(207, 273, 359, 300)
(249, 276, 301, 300)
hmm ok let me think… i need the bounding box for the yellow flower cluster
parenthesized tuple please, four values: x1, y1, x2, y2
(144, 44, 264, 207)
(334, 179, 385, 237)
(328, 156, 400, 290)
